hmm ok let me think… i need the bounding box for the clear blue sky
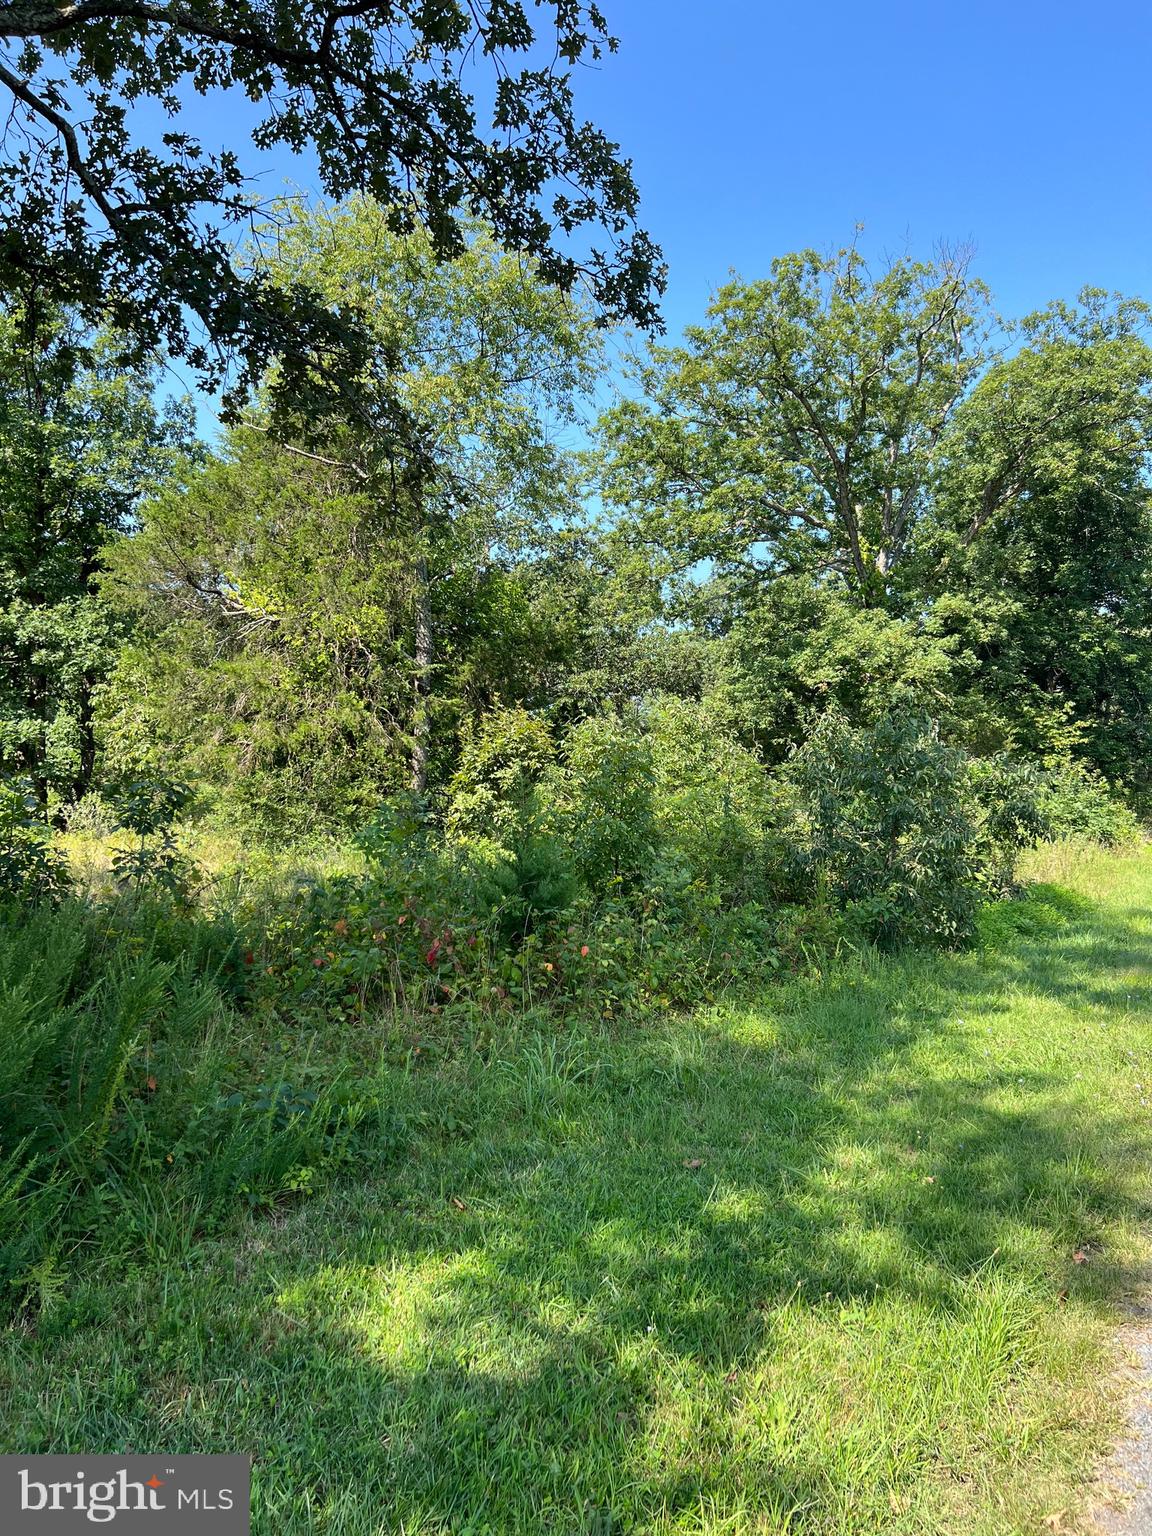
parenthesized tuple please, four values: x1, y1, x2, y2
(572, 0, 1152, 337)
(170, 0, 1152, 415)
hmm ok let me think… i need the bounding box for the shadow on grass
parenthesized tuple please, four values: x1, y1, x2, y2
(12, 874, 1152, 1533)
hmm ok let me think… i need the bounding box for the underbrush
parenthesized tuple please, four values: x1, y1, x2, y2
(1, 705, 1141, 1322)
(5, 840, 1152, 1535)
(0, 897, 402, 1319)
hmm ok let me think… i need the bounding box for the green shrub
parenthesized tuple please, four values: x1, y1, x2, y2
(539, 710, 657, 889)
(444, 706, 555, 849)
(791, 712, 983, 947)
(1036, 757, 1140, 845)
(644, 696, 796, 902)
(0, 775, 70, 903)
(106, 773, 196, 900)
(967, 753, 1051, 892)
(61, 792, 118, 837)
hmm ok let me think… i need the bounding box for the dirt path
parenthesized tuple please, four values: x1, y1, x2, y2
(1087, 1294, 1152, 1533)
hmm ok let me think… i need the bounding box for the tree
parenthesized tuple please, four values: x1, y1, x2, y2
(595, 246, 991, 609)
(256, 197, 601, 793)
(0, 0, 663, 402)
(928, 292, 1152, 791)
(597, 252, 1152, 797)
(103, 430, 416, 828)
(104, 205, 603, 825)
(0, 304, 192, 806)
(715, 576, 971, 764)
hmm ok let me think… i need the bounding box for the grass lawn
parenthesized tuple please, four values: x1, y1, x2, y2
(4, 842, 1152, 1534)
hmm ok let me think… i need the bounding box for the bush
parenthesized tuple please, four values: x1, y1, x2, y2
(1037, 757, 1140, 845)
(106, 773, 196, 900)
(444, 706, 555, 849)
(644, 696, 797, 902)
(538, 710, 657, 890)
(61, 792, 118, 837)
(791, 713, 983, 947)
(967, 753, 1051, 892)
(0, 775, 70, 903)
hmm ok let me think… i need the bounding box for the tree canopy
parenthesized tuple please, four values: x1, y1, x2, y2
(0, 0, 664, 402)
(0, 304, 192, 806)
(103, 203, 604, 824)
(6, 223, 1151, 836)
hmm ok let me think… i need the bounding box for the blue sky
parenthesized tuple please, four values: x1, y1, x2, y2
(168, 0, 1152, 417)
(572, 0, 1152, 336)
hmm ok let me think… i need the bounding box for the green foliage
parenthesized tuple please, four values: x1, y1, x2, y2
(0, 3, 662, 407)
(791, 713, 986, 947)
(8, 230, 1151, 1340)
(718, 578, 965, 761)
(966, 754, 1052, 893)
(480, 834, 582, 948)
(597, 259, 1152, 801)
(0, 898, 399, 1316)
(927, 292, 1152, 794)
(643, 695, 794, 900)
(104, 210, 604, 828)
(445, 706, 556, 848)
(7, 841, 1152, 1535)
(0, 310, 193, 808)
(101, 430, 413, 832)
(540, 711, 657, 890)
(1036, 758, 1140, 846)
(259, 702, 819, 1030)
(106, 774, 195, 901)
(0, 775, 69, 903)
(61, 793, 117, 837)
(596, 246, 990, 602)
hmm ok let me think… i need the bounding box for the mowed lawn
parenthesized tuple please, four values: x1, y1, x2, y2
(5, 844, 1152, 1535)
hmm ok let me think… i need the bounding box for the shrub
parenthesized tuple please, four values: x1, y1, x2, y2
(106, 773, 196, 900)
(0, 775, 70, 903)
(967, 753, 1051, 892)
(444, 706, 555, 849)
(480, 832, 580, 946)
(791, 712, 983, 947)
(644, 696, 796, 902)
(1037, 757, 1140, 845)
(61, 792, 118, 837)
(538, 710, 657, 890)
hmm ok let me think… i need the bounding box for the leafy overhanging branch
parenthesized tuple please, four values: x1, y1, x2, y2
(0, 0, 664, 409)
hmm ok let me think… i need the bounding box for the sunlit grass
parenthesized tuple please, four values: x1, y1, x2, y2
(4, 842, 1152, 1533)
(58, 824, 368, 901)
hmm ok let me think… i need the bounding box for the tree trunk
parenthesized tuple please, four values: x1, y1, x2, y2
(409, 551, 433, 796)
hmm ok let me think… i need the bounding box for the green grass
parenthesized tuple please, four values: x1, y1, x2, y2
(5, 841, 1152, 1534)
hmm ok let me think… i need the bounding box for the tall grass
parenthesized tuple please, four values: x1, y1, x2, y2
(0, 898, 400, 1317)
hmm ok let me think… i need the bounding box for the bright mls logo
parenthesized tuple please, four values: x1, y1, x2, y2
(1, 1456, 249, 1531)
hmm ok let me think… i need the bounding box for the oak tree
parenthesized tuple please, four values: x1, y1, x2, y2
(0, 0, 664, 403)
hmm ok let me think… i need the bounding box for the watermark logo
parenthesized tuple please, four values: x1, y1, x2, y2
(1, 1456, 249, 1531)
